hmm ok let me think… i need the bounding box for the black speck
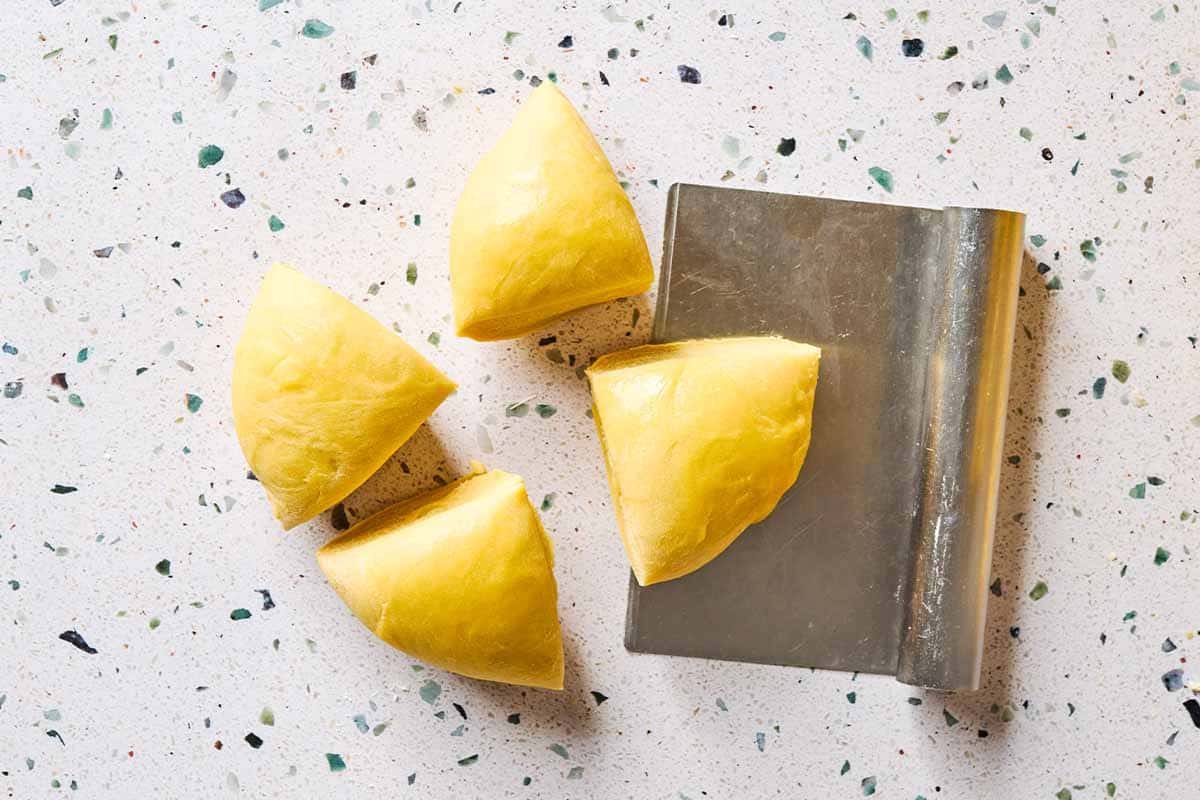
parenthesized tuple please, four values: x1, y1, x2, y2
(453, 702, 467, 720)
(677, 65, 701, 84)
(256, 589, 275, 611)
(718, 13, 730, 26)
(901, 38, 924, 57)
(363, 54, 377, 66)
(340, 70, 357, 90)
(330, 502, 350, 531)
(529, 75, 543, 87)
(51, 372, 68, 390)
(1041, 148, 1053, 161)
(590, 691, 609, 705)
(1184, 699, 1200, 729)
(59, 629, 97, 654)
(777, 138, 796, 156)
(507, 713, 520, 724)
(47, 730, 65, 746)
(477, 87, 495, 95)
(607, 48, 619, 60)
(220, 188, 246, 209)
(50, 484, 77, 494)
(1009, 626, 1020, 638)
(244, 732, 263, 749)
(599, 71, 609, 86)
(558, 35, 573, 48)
(246, 470, 258, 481)
(1036, 262, 1051, 274)
(1163, 637, 1177, 652)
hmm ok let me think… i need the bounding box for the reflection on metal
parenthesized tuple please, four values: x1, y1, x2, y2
(624, 184, 1024, 691)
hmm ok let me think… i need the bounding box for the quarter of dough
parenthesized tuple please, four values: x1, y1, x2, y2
(587, 337, 821, 585)
(317, 464, 565, 689)
(233, 263, 456, 530)
(450, 83, 653, 340)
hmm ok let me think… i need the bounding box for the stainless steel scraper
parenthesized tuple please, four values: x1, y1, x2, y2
(624, 183, 1025, 691)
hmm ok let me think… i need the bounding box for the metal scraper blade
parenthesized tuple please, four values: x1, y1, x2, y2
(624, 183, 1025, 691)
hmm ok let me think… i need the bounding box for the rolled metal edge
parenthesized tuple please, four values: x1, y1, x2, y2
(895, 206, 1025, 691)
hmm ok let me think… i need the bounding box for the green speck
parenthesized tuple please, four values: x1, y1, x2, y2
(1111, 360, 1130, 383)
(548, 743, 568, 759)
(540, 493, 556, 512)
(419, 679, 441, 705)
(185, 393, 202, 413)
(260, 707, 275, 726)
(1029, 581, 1048, 601)
(885, 8, 898, 21)
(413, 213, 421, 226)
(1030, 234, 1046, 247)
(867, 166, 893, 192)
(172, 111, 183, 125)
(1092, 377, 1106, 399)
(17, 186, 34, 200)
(1122, 610, 1137, 622)
(1153, 546, 1170, 565)
(148, 617, 161, 630)
(326, 753, 346, 772)
(917, 10, 930, 22)
(933, 111, 949, 124)
(457, 754, 478, 766)
(426, 332, 440, 346)
(504, 31, 520, 45)
(1070, 159, 1081, 176)
(1106, 782, 1116, 797)
(506, 402, 529, 418)
(406, 263, 417, 284)
(1019, 127, 1033, 141)
(942, 709, 959, 726)
(77, 347, 89, 363)
(1150, 8, 1165, 21)
(1118, 151, 1141, 164)
(44, 47, 63, 60)
(268, 215, 285, 232)
(862, 776, 877, 797)
(1129, 482, 1146, 499)
(67, 393, 84, 408)
(1056, 790, 1072, 800)
(768, 31, 786, 42)
(100, 109, 113, 130)
(1046, 276, 1062, 291)
(534, 403, 557, 418)
(197, 145, 224, 168)
(260, 0, 284, 10)
(856, 36, 874, 61)
(1153, 755, 1167, 769)
(107, 34, 118, 50)
(155, 559, 171, 576)
(1054, 408, 1070, 418)
(846, 691, 857, 704)
(230, 608, 251, 620)
(840, 760, 851, 776)
(301, 19, 335, 39)
(938, 45, 958, 59)
(995, 64, 1013, 84)
(1080, 239, 1097, 261)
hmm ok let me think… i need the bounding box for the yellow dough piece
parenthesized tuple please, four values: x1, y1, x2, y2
(450, 83, 653, 340)
(587, 337, 821, 586)
(233, 263, 456, 530)
(316, 464, 565, 689)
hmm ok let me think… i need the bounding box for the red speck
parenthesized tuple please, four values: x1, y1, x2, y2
(128, 751, 134, 757)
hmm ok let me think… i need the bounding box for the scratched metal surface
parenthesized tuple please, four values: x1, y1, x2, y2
(625, 184, 1024, 689)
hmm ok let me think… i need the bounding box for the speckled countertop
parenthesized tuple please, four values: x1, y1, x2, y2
(2, 2, 1198, 798)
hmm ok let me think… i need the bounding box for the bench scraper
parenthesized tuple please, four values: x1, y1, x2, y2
(624, 183, 1024, 691)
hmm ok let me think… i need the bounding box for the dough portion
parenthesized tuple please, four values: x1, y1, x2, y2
(450, 83, 653, 340)
(233, 263, 456, 529)
(317, 464, 565, 689)
(587, 337, 821, 585)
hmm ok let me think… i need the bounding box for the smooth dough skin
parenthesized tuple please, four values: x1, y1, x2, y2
(587, 337, 821, 586)
(449, 83, 653, 340)
(232, 263, 456, 530)
(316, 464, 565, 689)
